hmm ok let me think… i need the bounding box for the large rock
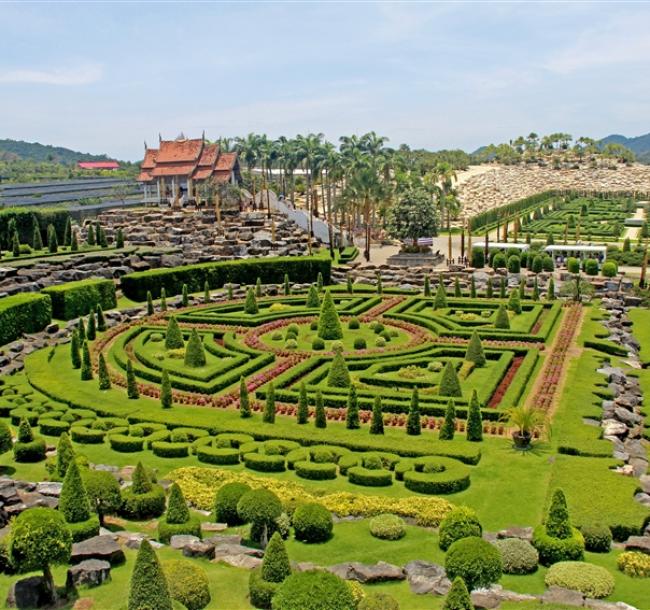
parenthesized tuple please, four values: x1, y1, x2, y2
(169, 535, 200, 550)
(496, 526, 533, 541)
(213, 554, 263, 570)
(541, 586, 584, 606)
(212, 543, 264, 559)
(624, 536, 650, 554)
(66, 559, 111, 588)
(71, 535, 125, 566)
(6, 575, 48, 609)
(182, 541, 215, 558)
(403, 560, 450, 595)
(328, 561, 405, 583)
(471, 590, 501, 610)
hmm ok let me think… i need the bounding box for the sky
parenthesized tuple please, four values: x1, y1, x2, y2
(1, 1, 649, 161)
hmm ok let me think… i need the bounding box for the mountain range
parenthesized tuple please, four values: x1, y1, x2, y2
(0, 139, 114, 163)
(599, 133, 650, 163)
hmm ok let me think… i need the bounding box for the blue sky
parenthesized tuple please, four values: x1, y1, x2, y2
(1, 1, 649, 161)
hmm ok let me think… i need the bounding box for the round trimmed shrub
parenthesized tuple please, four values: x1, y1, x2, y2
(163, 559, 211, 610)
(152, 441, 190, 458)
(13, 438, 47, 462)
(580, 523, 612, 553)
(272, 570, 354, 610)
(71, 426, 105, 444)
(348, 466, 392, 487)
(375, 337, 386, 348)
(109, 434, 144, 452)
(354, 337, 367, 349)
(292, 503, 333, 543)
(237, 489, 283, 543)
(286, 448, 310, 469)
(312, 338, 325, 351)
(214, 482, 251, 525)
(358, 593, 400, 610)
(338, 453, 360, 475)
(264, 440, 300, 455)
(532, 525, 584, 566)
(445, 536, 503, 591)
(68, 516, 101, 542)
(244, 452, 286, 472)
(545, 561, 615, 598)
(602, 261, 617, 278)
(348, 317, 360, 329)
(249, 568, 280, 609)
(567, 257, 580, 274)
(120, 485, 166, 519)
(39, 419, 70, 436)
(369, 514, 405, 540)
(362, 454, 383, 470)
(310, 321, 318, 331)
(617, 551, 650, 578)
(439, 507, 482, 551)
(197, 446, 240, 465)
(494, 538, 539, 574)
(403, 465, 471, 495)
(285, 339, 298, 350)
(295, 461, 337, 481)
(585, 258, 599, 276)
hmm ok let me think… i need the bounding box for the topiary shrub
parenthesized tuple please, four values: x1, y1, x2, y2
(445, 536, 502, 591)
(327, 351, 351, 388)
(317, 290, 343, 340)
(348, 317, 360, 330)
(358, 592, 400, 610)
(272, 570, 354, 610)
(439, 506, 482, 551)
(354, 337, 367, 349)
(121, 462, 166, 519)
(617, 551, 650, 578)
(545, 561, 615, 598)
(567, 257, 580, 274)
(312, 338, 325, 351)
(158, 483, 201, 543)
(443, 576, 472, 610)
(439, 362, 462, 397)
(602, 261, 617, 278)
(162, 559, 210, 610)
(238, 488, 283, 544)
(214, 482, 251, 525)
(532, 525, 585, 566)
(250, 569, 280, 609)
(128, 540, 172, 610)
(294, 461, 337, 481)
(585, 258, 599, 276)
(464, 331, 485, 367)
(347, 466, 392, 487)
(184, 329, 206, 368)
(292, 502, 333, 543)
(369, 514, 406, 540)
(165, 316, 184, 350)
(580, 523, 612, 553)
(494, 538, 539, 574)
(494, 304, 510, 330)
(13, 418, 46, 462)
(59, 461, 99, 541)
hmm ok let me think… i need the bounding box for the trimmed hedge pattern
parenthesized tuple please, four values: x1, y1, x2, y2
(0, 293, 52, 346)
(43, 278, 117, 320)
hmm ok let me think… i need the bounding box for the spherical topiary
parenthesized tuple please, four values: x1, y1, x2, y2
(163, 559, 211, 610)
(445, 536, 503, 591)
(292, 502, 333, 543)
(348, 317, 360, 330)
(285, 339, 298, 350)
(617, 551, 650, 578)
(272, 571, 354, 610)
(214, 482, 251, 525)
(238, 489, 283, 543)
(369, 514, 406, 541)
(375, 337, 386, 348)
(545, 561, 615, 599)
(580, 523, 612, 553)
(312, 338, 325, 351)
(439, 507, 482, 551)
(354, 337, 367, 349)
(358, 592, 400, 610)
(585, 258, 599, 276)
(494, 538, 539, 574)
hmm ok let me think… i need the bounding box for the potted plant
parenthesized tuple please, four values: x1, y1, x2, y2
(503, 406, 550, 450)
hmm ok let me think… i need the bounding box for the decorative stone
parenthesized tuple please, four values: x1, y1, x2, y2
(496, 526, 533, 541)
(327, 561, 405, 583)
(624, 536, 650, 554)
(66, 559, 112, 588)
(6, 576, 48, 609)
(169, 535, 200, 550)
(403, 560, 450, 595)
(541, 586, 584, 606)
(71, 535, 125, 566)
(213, 554, 263, 570)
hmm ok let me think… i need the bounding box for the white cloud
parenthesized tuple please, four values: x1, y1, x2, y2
(0, 63, 102, 85)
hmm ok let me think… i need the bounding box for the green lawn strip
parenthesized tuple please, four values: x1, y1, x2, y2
(628, 308, 650, 365)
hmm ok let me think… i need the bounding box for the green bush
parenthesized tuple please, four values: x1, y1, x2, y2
(494, 304, 510, 329)
(128, 540, 173, 610)
(494, 538, 539, 574)
(580, 523, 612, 553)
(249, 568, 281, 609)
(443, 577, 473, 610)
(59, 461, 92, 524)
(348, 466, 392, 487)
(67, 516, 101, 542)
(109, 434, 144, 452)
(507, 255, 520, 273)
(13, 419, 46, 462)
(358, 593, 400, 610)
(294, 461, 337, 481)
(617, 551, 650, 578)
(292, 502, 333, 543)
(317, 290, 343, 340)
(445, 536, 503, 591)
(163, 560, 210, 610)
(532, 525, 585, 565)
(0, 293, 52, 346)
(197, 446, 240, 465)
(272, 571, 354, 610)
(237, 488, 283, 543)
(82, 469, 122, 526)
(545, 561, 615, 598)
(121, 467, 166, 520)
(439, 362, 462, 397)
(439, 507, 482, 551)
(0, 421, 12, 455)
(585, 258, 599, 276)
(165, 316, 185, 349)
(348, 317, 360, 329)
(158, 517, 201, 544)
(327, 352, 351, 388)
(312, 337, 325, 350)
(354, 337, 367, 349)
(152, 441, 190, 458)
(43, 278, 116, 320)
(71, 426, 105, 443)
(214, 482, 251, 525)
(244, 452, 286, 472)
(369, 514, 406, 540)
(39, 419, 70, 436)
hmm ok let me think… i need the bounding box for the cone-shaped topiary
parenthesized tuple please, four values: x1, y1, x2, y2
(486, 280, 493, 298)
(494, 304, 510, 329)
(347, 273, 354, 294)
(47, 224, 58, 253)
(33, 225, 43, 251)
(184, 329, 206, 368)
(296, 381, 309, 424)
(70, 328, 81, 369)
(263, 382, 276, 423)
(376, 273, 383, 295)
(434, 282, 448, 309)
(464, 331, 486, 367)
(346, 384, 360, 430)
(81, 341, 93, 380)
(256, 277, 263, 297)
(87, 223, 95, 246)
(55, 432, 75, 479)
(470, 276, 476, 298)
(314, 390, 326, 428)
(424, 275, 431, 297)
(17, 418, 33, 443)
(165, 316, 185, 350)
(0, 421, 11, 455)
(96, 304, 106, 332)
(146, 291, 154, 315)
(160, 288, 167, 311)
(306, 285, 320, 308)
(327, 352, 351, 388)
(454, 277, 461, 297)
(161, 369, 172, 408)
(165, 483, 190, 524)
(86, 311, 96, 340)
(245, 286, 258, 314)
(370, 396, 384, 435)
(317, 290, 343, 340)
(439, 361, 462, 397)
(98, 353, 111, 390)
(71, 230, 79, 252)
(59, 461, 91, 524)
(439, 399, 456, 440)
(131, 461, 152, 494)
(406, 388, 421, 435)
(546, 489, 572, 539)
(128, 540, 172, 610)
(466, 390, 483, 442)
(116, 228, 125, 249)
(239, 377, 251, 418)
(508, 289, 521, 314)
(317, 272, 324, 292)
(499, 276, 506, 298)
(181, 284, 188, 307)
(443, 577, 473, 610)
(283, 273, 290, 296)
(63, 217, 72, 247)
(127, 360, 139, 399)
(547, 277, 555, 301)
(11, 232, 20, 257)
(205, 281, 211, 303)
(262, 531, 291, 583)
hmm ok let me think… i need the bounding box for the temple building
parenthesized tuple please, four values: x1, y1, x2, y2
(137, 135, 241, 205)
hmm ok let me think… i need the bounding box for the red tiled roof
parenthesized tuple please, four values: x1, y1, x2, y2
(197, 143, 219, 167)
(192, 168, 213, 180)
(215, 152, 237, 171)
(151, 162, 198, 177)
(214, 170, 232, 183)
(77, 161, 119, 169)
(137, 171, 152, 182)
(141, 149, 158, 170)
(156, 139, 203, 163)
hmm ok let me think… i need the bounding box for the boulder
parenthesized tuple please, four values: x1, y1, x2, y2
(624, 536, 650, 554)
(213, 554, 262, 570)
(403, 560, 450, 595)
(35, 482, 62, 497)
(471, 590, 501, 610)
(71, 535, 125, 566)
(328, 561, 405, 583)
(169, 535, 200, 550)
(541, 586, 584, 606)
(182, 541, 215, 558)
(66, 559, 111, 588)
(6, 576, 48, 609)
(212, 544, 264, 559)
(496, 526, 533, 541)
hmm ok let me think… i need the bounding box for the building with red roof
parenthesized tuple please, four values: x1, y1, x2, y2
(77, 161, 120, 170)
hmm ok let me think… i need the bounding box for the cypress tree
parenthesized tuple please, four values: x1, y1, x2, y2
(126, 360, 139, 399)
(97, 223, 108, 248)
(346, 273, 354, 294)
(494, 304, 510, 329)
(327, 351, 351, 388)
(59, 461, 91, 524)
(205, 281, 211, 303)
(127, 540, 172, 610)
(165, 483, 190, 524)
(370, 396, 384, 435)
(508, 289, 521, 314)
(546, 489, 572, 539)
(87, 223, 95, 246)
(439, 361, 462, 397)
(464, 331, 486, 367)
(283, 273, 290, 296)
(486, 279, 493, 298)
(81, 342, 93, 380)
(181, 284, 189, 307)
(116, 228, 125, 249)
(95, 304, 106, 332)
(424, 275, 431, 297)
(146, 291, 154, 315)
(317, 272, 324, 292)
(470, 276, 477, 298)
(32, 224, 43, 251)
(245, 287, 258, 314)
(255, 277, 263, 297)
(11, 232, 20, 257)
(86, 311, 96, 341)
(70, 231, 79, 252)
(261, 531, 291, 583)
(306, 285, 320, 308)
(297, 381, 309, 424)
(376, 273, 383, 295)
(533, 277, 540, 300)
(160, 288, 167, 312)
(466, 390, 483, 442)
(239, 377, 251, 418)
(345, 384, 360, 429)
(47, 224, 58, 253)
(406, 388, 421, 435)
(161, 369, 172, 409)
(443, 577, 473, 610)
(56, 432, 75, 480)
(499, 276, 506, 298)
(263, 382, 276, 423)
(519, 278, 526, 300)
(70, 328, 81, 369)
(439, 399, 456, 440)
(314, 390, 327, 428)
(227, 282, 233, 299)
(77, 317, 86, 342)
(454, 277, 461, 297)
(17, 418, 33, 443)
(547, 277, 555, 301)
(165, 316, 184, 350)
(63, 217, 72, 247)
(434, 282, 447, 309)
(131, 462, 152, 494)
(184, 329, 206, 367)
(317, 289, 343, 340)
(98, 353, 111, 390)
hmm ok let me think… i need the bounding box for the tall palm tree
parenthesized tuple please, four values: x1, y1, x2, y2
(235, 133, 260, 210)
(296, 133, 325, 255)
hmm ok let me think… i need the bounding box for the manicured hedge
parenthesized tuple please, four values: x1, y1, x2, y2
(243, 452, 286, 472)
(121, 256, 332, 301)
(43, 278, 117, 320)
(402, 457, 471, 495)
(197, 446, 241, 465)
(151, 441, 190, 458)
(295, 460, 337, 481)
(70, 426, 106, 444)
(121, 485, 166, 519)
(347, 466, 393, 487)
(0, 293, 52, 346)
(39, 419, 70, 436)
(109, 434, 144, 452)
(0, 208, 69, 250)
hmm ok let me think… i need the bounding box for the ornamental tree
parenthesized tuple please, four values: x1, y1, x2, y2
(439, 361, 462, 397)
(55, 432, 75, 480)
(297, 381, 309, 424)
(160, 287, 167, 311)
(314, 390, 326, 428)
(464, 331, 486, 367)
(454, 277, 461, 297)
(346, 384, 360, 430)
(161, 369, 172, 409)
(327, 352, 351, 388)
(116, 228, 125, 249)
(443, 577, 473, 610)
(466, 390, 483, 442)
(385, 187, 438, 246)
(165, 316, 185, 350)
(127, 360, 139, 399)
(86, 311, 96, 340)
(494, 304, 510, 329)
(80, 341, 93, 380)
(181, 283, 188, 306)
(146, 291, 154, 315)
(261, 531, 291, 583)
(132, 462, 152, 494)
(317, 290, 343, 340)
(128, 540, 172, 610)
(547, 277, 555, 301)
(508, 289, 521, 314)
(263, 382, 276, 423)
(205, 281, 211, 303)
(439, 399, 456, 440)
(239, 377, 251, 418)
(470, 276, 476, 298)
(546, 489, 572, 539)
(245, 287, 258, 314)
(434, 282, 447, 309)
(370, 396, 384, 435)
(0, 421, 12, 455)
(70, 231, 79, 252)
(184, 329, 206, 368)
(47, 223, 58, 253)
(33, 224, 43, 250)
(98, 353, 111, 390)
(70, 328, 81, 369)
(96, 304, 106, 332)
(306, 285, 320, 308)
(406, 387, 421, 435)
(283, 273, 290, 296)
(165, 483, 190, 525)
(424, 275, 431, 296)
(237, 489, 283, 544)
(82, 469, 121, 526)
(59, 461, 92, 524)
(256, 277, 263, 297)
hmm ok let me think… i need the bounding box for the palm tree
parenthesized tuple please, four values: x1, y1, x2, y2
(296, 133, 325, 255)
(235, 133, 260, 210)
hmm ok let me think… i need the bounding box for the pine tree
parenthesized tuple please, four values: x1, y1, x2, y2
(70, 328, 81, 369)
(297, 381, 309, 424)
(439, 399, 456, 440)
(306, 285, 320, 308)
(63, 217, 72, 247)
(533, 277, 540, 301)
(434, 282, 448, 309)
(317, 272, 324, 292)
(261, 531, 291, 583)
(283, 273, 290, 296)
(439, 361, 462, 397)
(494, 304, 510, 329)
(470, 276, 476, 298)
(464, 331, 486, 367)
(370, 396, 384, 435)
(239, 377, 251, 418)
(32, 224, 43, 251)
(547, 277, 555, 301)
(47, 224, 58, 253)
(81, 342, 93, 380)
(227, 283, 233, 299)
(126, 360, 139, 399)
(116, 228, 125, 249)
(256, 277, 263, 297)
(443, 577, 473, 610)
(346, 273, 354, 294)
(546, 489, 572, 539)
(98, 353, 111, 390)
(424, 275, 431, 297)
(86, 311, 96, 340)
(146, 291, 154, 315)
(245, 287, 258, 314)
(70, 231, 79, 252)
(95, 304, 106, 332)
(376, 273, 383, 295)
(508, 289, 521, 314)
(87, 224, 95, 246)
(184, 329, 206, 367)
(327, 351, 351, 387)
(406, 387, 421, 435)
(77, 317, 86, 342)
(160, 369, 172, 409)
(454, 277, 461, 297)
(17, 418, 33, 443)
(131, 462, 152, 494)
(314, 390, 326, 428)
(160, 288, 167, 312)
(204, 281, 211, 303)
(56, 432, 75, 480)
(317, 289, 343, 340)
(486, 280, 493, 298)
(263, 382, 276, 423)
(499, 276, 506, 298)
(11, 232, 20, 257)
(127, 540, 172, 610)
(165, 483, 190, 524)
(346, 384, 360, 429)
(59, 461, 91, 524)
(165, 316, 184, 349)
(181, 284, 188, 307)
(466, 390, 483, 442)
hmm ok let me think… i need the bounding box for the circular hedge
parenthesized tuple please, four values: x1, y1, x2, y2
(445, 536, 503, 591)
(532, 525, 585, 566)
(13, 438, 47, 462)
(214, 482, 251, 525)
(292, 503, 333, 543)
(580, 523, 612, 553)
(244, 452, 286, 472)
(272, 571, 354, 610)
(120, 485, 166, 520)
(152, 441, 190, 458)
(403, 457, 471, 495)
(71, 426, 105, 444)
(369, 514, 406, 541)
(215, 432, 254, 448)
(39, 419, 70, 437)
(163, 559, 211, 610)
(197, 446, 240, 465)
(545, 561, 615, 598)
(347, 466, 392, 487)
(286, 448, 310, 469)
(109, 434, 144, 452)
(438, 507, 482, 551)
(494, 538, 539, 574)
(294, 461, 337, 481)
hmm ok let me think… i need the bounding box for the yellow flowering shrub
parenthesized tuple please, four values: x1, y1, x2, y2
(617, 551, 650, 578)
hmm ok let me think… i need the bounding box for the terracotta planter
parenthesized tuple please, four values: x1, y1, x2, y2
(512, 430, 532, 450)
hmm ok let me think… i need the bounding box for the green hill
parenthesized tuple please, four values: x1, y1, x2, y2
(599, 133, 650, 163)
(0, 139, 112, 164)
